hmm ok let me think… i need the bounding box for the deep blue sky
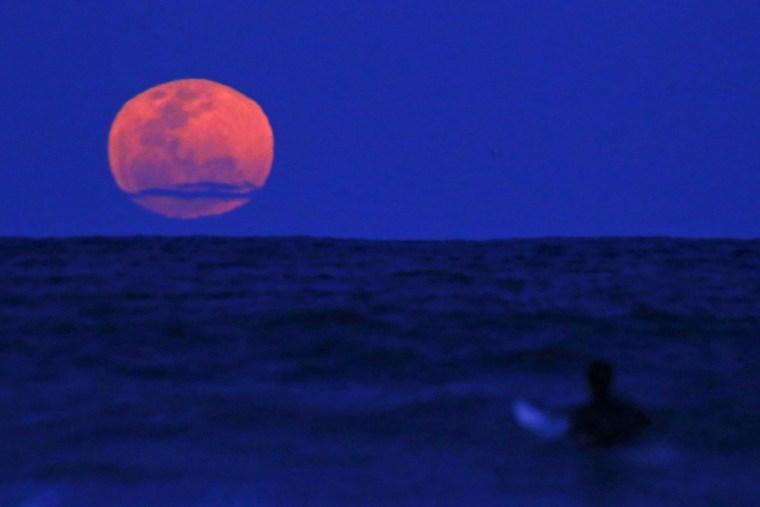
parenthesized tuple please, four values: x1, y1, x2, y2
(2, 1, 758, 239)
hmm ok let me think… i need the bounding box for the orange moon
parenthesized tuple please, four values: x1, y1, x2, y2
(108, 79, 273, 219)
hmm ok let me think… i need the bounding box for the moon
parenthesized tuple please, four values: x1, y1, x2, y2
(108, 79, 274, 219)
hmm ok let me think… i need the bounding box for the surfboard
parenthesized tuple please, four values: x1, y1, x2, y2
(512, 398, 569, 440)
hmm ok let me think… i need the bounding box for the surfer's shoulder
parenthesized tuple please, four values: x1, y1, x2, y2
(571, 396, 650, 447)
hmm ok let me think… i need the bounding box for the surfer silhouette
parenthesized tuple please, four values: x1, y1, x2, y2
(571, 360, 651, 447)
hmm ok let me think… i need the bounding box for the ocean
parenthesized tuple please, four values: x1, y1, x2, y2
(0, 237, 758, 506)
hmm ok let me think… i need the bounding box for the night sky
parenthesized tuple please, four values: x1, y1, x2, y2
(2, 1, 758, 239)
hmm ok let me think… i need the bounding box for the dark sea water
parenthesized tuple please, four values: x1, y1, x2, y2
(0, 237, 759, 506)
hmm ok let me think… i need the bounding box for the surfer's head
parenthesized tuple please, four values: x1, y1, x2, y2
(586, 360, 613, 401)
